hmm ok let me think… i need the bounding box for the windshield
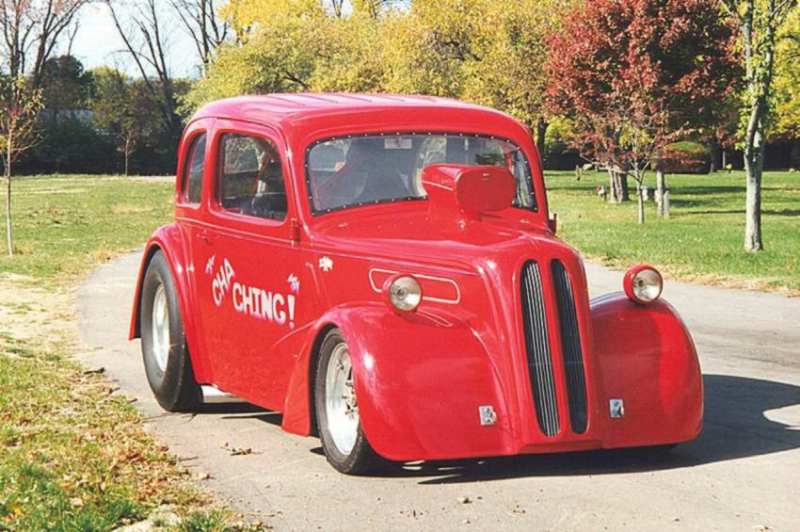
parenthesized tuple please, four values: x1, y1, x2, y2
(306, 133, 537, 214)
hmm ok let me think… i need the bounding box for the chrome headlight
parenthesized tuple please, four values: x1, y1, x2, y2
(624, 265, 663, 304)
(387, 275, 422, 312)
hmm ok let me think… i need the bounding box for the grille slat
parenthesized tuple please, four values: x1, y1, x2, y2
(552, 261, 589, 434)
(520, 262, 560, 437)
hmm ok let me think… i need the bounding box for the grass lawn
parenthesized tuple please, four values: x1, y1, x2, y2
(546, 169, 800, 295)
(0, 175, 174, 283)
(0, 175, 261, 530)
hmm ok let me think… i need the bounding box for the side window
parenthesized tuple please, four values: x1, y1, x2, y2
(184, 133, 206, 204)
(218, 133, 287, 222)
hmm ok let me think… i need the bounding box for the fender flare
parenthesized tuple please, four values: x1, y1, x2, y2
(129, 224, 211, 383)
(282, 304, 514, 461)
(590, 293, 703, 447)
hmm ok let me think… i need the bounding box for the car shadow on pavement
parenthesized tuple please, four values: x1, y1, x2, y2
(388, 374, 800, 484)
(200, 374, 799, 483)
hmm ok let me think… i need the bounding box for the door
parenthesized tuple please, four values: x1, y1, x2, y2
(191, 120, 307, 408)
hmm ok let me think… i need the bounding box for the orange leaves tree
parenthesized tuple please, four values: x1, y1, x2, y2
(545, 0, 741, 223)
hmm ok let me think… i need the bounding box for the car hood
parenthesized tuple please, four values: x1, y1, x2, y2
(309, 205, 574, 272)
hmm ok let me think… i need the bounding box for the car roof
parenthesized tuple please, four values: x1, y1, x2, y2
(191, 93, 515, 129)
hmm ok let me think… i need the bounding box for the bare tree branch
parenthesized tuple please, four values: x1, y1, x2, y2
(167, 0, 229, 69)
(104, 0, 181, 138)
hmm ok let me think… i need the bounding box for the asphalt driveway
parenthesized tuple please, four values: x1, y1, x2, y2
(78, 253, 800, 531)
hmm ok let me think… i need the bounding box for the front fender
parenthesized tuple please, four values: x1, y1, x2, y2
(128, 224, 211, 383)
(590, 293, 703, 448)
(283, 303, 516, 461)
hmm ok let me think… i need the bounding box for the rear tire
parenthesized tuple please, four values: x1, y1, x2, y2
(314, 328, 382, 474)
(140, 251, 201, 411)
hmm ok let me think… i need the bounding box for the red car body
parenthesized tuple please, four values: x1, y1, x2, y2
(130, 94, 702, 461)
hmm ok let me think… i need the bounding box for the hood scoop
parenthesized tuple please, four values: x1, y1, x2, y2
(421, 164, 516, 224)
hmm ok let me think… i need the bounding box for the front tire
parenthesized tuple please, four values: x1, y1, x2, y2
(314, 329, 381, 474)
(140, 251, 201, 411)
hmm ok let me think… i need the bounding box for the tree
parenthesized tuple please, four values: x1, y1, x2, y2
(105, 0, 183, 146)
(721, 0, 799, 251)
(0, 76, 43, 256)
(772, 8, 800, 165)
(383, 0, 572, 152)
(39, 54, 91, 114)
(0, 0, 89, 85)
(461, 0, 573, 154)
(185, 0, 381, 108)
(91, 67, 163, 175)
(168, 0, 230, 70)
(546, 0, 740, 222)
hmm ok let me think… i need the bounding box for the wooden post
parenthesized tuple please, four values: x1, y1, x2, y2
(656, 167, 666, 217)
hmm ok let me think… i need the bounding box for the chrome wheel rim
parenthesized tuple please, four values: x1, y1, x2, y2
(325, 342, 359, 455)
(151, 284, 170, 372)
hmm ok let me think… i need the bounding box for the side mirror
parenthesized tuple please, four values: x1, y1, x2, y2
(548, 212, 558, 234)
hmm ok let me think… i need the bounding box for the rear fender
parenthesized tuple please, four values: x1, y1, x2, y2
(129, 224, 212, 383)
(282, 304, 515, 461)
(590, 293, 703, 447)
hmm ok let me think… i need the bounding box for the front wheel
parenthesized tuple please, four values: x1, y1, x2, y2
(314, 329, 382, 474)
(140, 251, 201, 411)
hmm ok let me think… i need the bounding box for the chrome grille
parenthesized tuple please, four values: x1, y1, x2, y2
(552, 261, 588, 434)
(520, 261, 560, 437)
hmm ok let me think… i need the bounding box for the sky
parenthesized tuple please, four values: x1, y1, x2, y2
(69, 3, 200, 79)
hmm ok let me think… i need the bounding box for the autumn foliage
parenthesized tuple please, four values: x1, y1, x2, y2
(545, 0, 741, 214)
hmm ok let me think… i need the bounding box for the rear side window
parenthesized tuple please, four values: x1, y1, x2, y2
(218, 134, 287, 222)
(184, 133, 206, 204)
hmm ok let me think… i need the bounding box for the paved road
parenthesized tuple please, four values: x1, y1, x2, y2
(78, 253, 800, 531)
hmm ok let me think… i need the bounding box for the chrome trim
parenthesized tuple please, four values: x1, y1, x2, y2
(201, 385, 245, 404)
(552, 260, 588, 434)
(368, 267, 461, 305)
(520, 261, 560, 437)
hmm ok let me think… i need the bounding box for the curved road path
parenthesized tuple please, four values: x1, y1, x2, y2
(78, 252, 800, 531)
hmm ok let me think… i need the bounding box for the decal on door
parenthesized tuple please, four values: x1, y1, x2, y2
(319, 256, 334, 272)
(209, 257, 298, 328)
(205, 254, 216, 275)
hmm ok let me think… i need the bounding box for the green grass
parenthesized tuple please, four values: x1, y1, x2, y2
(0, 175, 263, 530)
(0, 174, 173, 282)
(0, 334, 256, 531)
(545, 169, 800, 294)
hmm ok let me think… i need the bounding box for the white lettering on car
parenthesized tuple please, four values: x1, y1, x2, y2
(214, 258, 297, 327)
(212, 258, 235, 306)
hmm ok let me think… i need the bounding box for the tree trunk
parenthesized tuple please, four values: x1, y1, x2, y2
(4, 133, 13, 257)
(618, 171, 630, 201)
(743, 128, 764, 251)
(636, 181, 645, 225)
(607, 168, 630, 203)
(721, 149, 728, 171)
(536, 119, 548, 161)
(709, 141, 719, 173)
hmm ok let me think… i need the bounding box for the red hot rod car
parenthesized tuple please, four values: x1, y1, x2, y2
(130, 94, 702, 474)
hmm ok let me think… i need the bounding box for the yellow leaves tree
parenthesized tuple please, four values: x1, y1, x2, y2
(382, 0, 574, 148)
(186, 0, 573, 157)
(773, 8, 800, 145)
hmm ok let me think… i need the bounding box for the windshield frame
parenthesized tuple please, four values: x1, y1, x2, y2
(304, 131, 538, 216)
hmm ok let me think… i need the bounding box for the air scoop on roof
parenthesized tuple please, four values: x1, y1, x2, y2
(420, 164, 516, 220)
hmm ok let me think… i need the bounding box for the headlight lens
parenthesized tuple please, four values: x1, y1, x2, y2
(624, 265, 663, 304)
(388, 275, 422, 312)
